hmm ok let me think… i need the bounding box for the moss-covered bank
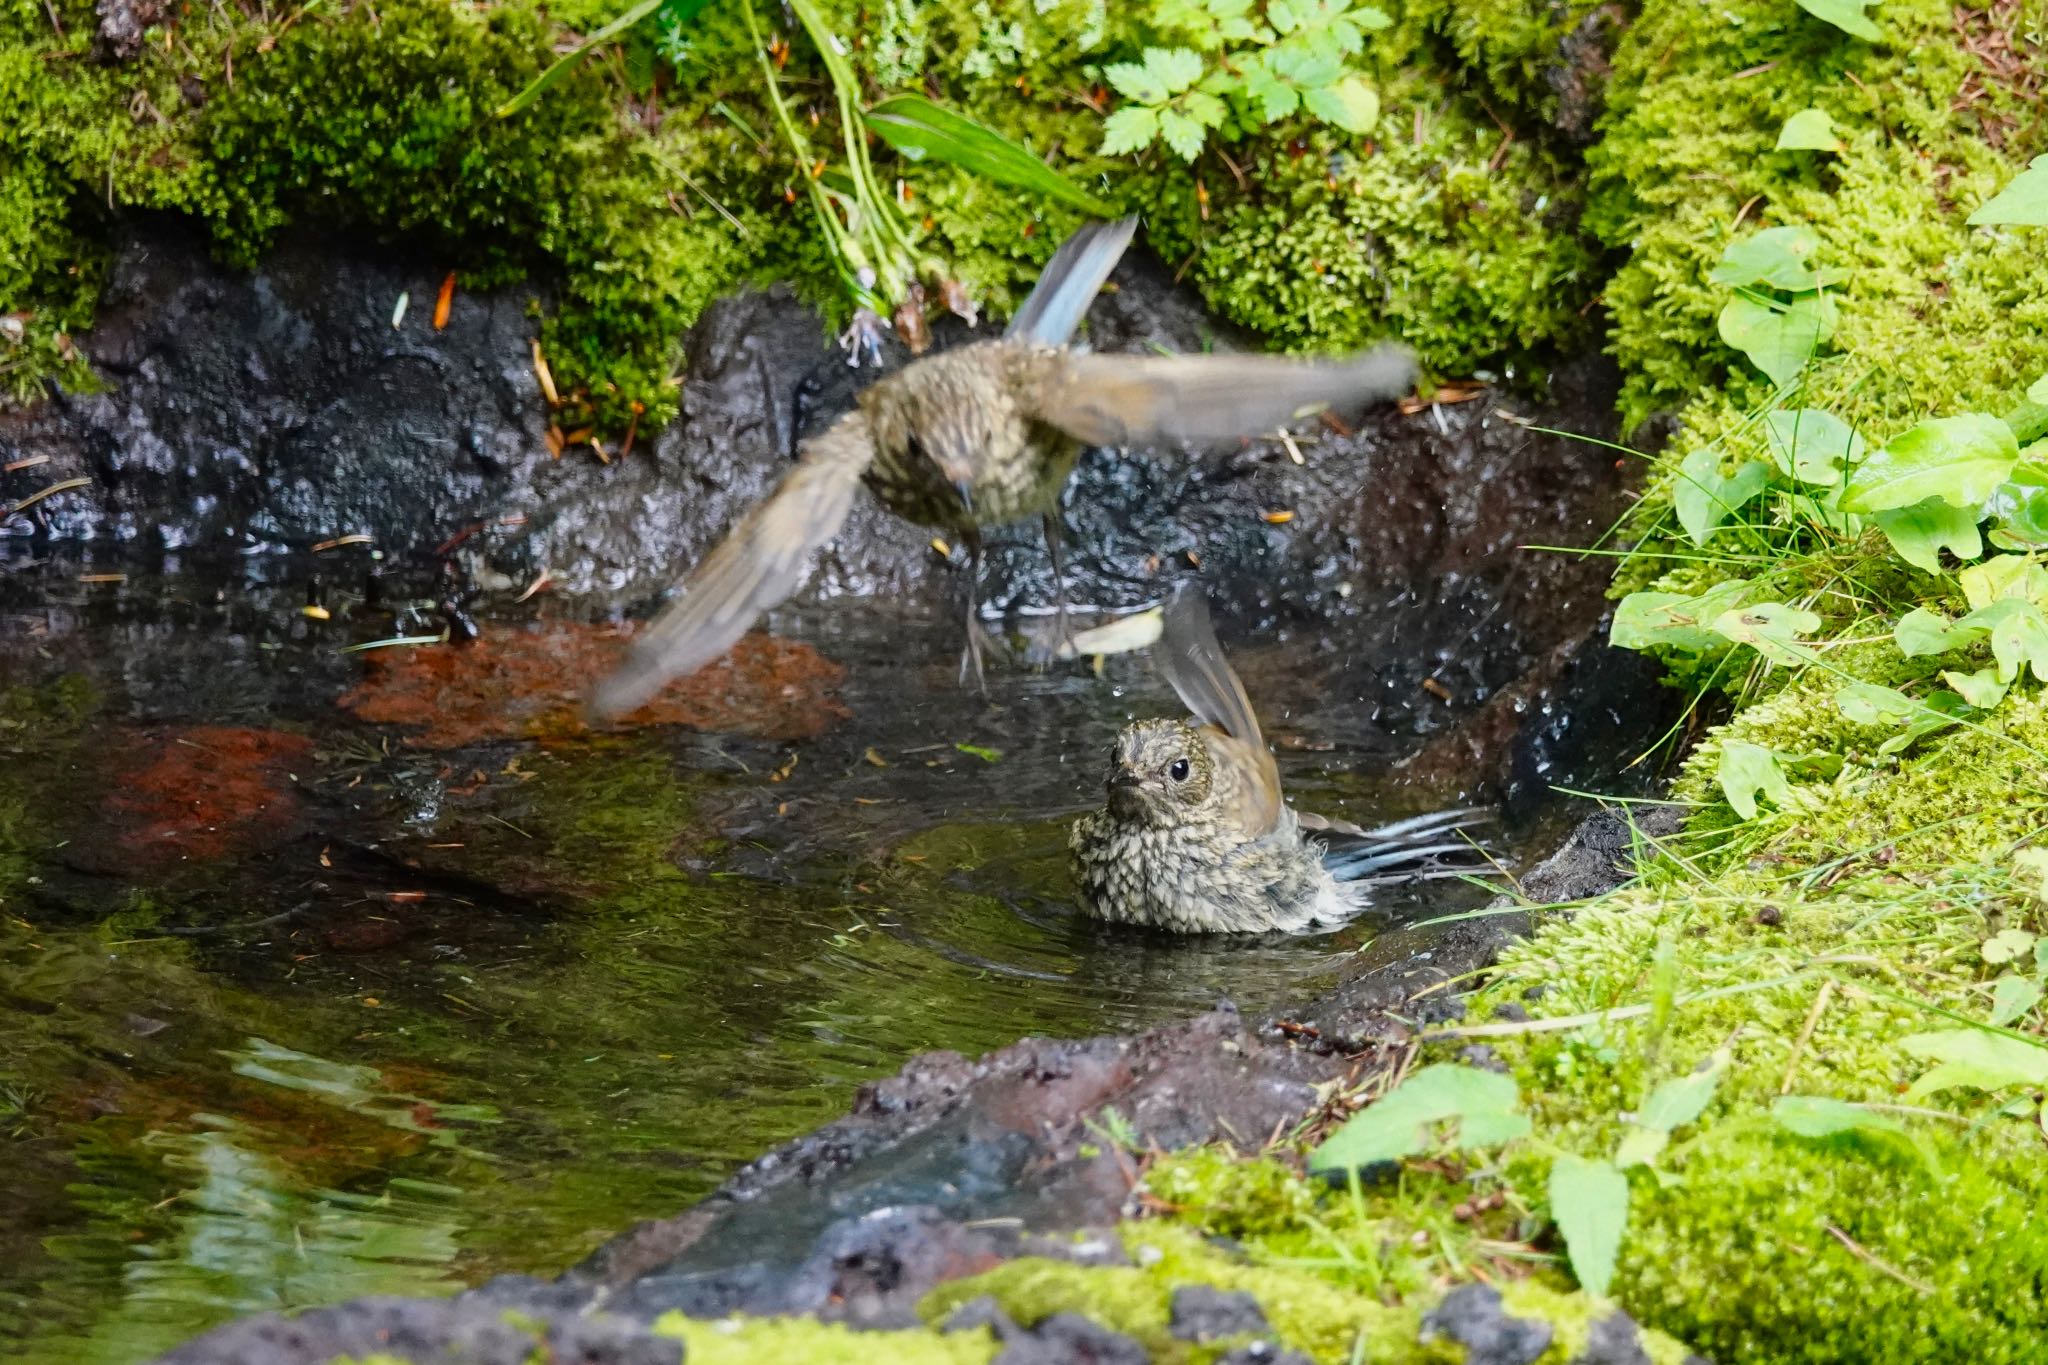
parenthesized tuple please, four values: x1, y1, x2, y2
(2, 0, 1600, 427)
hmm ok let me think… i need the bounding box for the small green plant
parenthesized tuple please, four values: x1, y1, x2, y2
(1099, 0, 1386, 162)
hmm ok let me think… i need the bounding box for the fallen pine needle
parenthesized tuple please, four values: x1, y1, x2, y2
(312, 534, 373, 553)
(531, 338, 560, 405)
(78, 573, 126, 584)
(338, 631, 447, 654)
(433, 271, 456, 329)
(7, 477, 90, 515)
(513, 570, 551, 603)
(1824, 1224, 1933, 1295)
(4, 454, 51, 473)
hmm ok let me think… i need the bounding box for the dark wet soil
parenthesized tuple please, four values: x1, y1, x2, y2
(0, 230, 1674, 1363)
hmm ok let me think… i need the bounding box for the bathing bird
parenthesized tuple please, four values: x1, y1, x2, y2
(1070, 588, 1485, 933)
(588, 216, 1416, 718)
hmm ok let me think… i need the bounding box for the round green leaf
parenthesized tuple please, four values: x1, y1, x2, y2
(1839, 413, 2020, 513)
(1775, 108, 1839, 151)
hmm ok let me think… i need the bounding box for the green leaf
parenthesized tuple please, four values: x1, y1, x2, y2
(1872, 497, 1984, 573)
(1894, 607, 1979, 657)
(954, 742, 1003, 763)
(1711, 602, 1822, 667)
(1990, 974, 2043, 1027)
(1302, 75, 1380, 133)
(1611, 579, 1752, 653)
(1637, 1050, 1730, 1132)
(2031, 372, 2048, 406)
(1264, 44, 1344, 89)
(1899, 1027, 2048, 1102)
(1547, 1155, 1628, 1299)
(1763, 408, 1863, 486)
(1708, 226, 1830, 291)
(2018, 848, 2048, 904)
(1157, 108, 1207, 160)
(1100, 106, 1161, 155)
(1836, 681, 1920, 726)
(1794, 0, 1881, 40)
(867, 96, 1116, 215)
(1983, 927, 2038, 965)
(1353, 4, 1394, 28)
(1960, 598, 2048, 683)
(495, 0, 683, 118)
(1242, 63, 1301, 120)
(1876, 689, 1970, 755)
(1967, 154, 2048, 228)
(1612, 1125, 1668, 1170)
(1941, 666, 2009, 710)
(1308, 1064, 1529, 1172)
(1718, 293, 1834, 388)
(1107, 47, 1205, 102)
(1673, 446, 1771, 546)
(1986, 475, 2048, 550)
(1773, 1095, 1906, 1139)
(1182, 89, 1229, 127)
(1775, 108, 1839, 151)
(1839, 413, 2019, 513)
(1718, 740, 1795, 820)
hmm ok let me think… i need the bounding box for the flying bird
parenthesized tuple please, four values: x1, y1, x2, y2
(1069, 588, 1485, 933)
(589, 217, 1416, 718)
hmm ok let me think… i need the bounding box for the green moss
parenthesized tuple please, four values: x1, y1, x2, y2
(652, 1311, 993, 1363)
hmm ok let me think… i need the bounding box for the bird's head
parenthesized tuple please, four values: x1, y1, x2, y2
(862, 347, 1014, 515)
(1106, 718, 1214, 825)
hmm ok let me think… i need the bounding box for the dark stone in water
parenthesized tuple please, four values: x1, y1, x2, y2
(1421, 1282, 1554, 1365)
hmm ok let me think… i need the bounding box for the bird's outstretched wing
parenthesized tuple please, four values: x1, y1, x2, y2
(586, 412, 875, 720)
(1031, 343, 1416, 448)
(1004, 215, 1140, 347)
(1158, 585, 1282, 835)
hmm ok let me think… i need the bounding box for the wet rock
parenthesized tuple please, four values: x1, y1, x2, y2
(1574, 1310, 1655, 1365)
(1168, 1284, 1268, 1341)
(1516, 802, 1686, 904)
(82, 725, 313, 874)
(994, 1312, 1150, 1365)
(154, 1295, 684, 1365)
(940, 1294, 1023, 1337)
(1420, 1283, 1554, 1365)
(1550, 4, 1625, 143)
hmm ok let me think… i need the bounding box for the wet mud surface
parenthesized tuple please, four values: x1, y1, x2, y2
(1, 230, 1674, 1361)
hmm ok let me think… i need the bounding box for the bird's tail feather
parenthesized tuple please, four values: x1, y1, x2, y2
(1005, 215, 1140, 347)
(1319, 808, 1493, 886)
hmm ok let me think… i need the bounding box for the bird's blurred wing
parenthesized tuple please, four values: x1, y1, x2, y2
(1031, 344, 1416, 448)
(586, 412, 874, 720)
(1004, 215, 1139, 347)
(1160, 586, 1282, 834)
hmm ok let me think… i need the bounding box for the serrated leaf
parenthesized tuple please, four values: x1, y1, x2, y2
(1968, 154, 2048, 227)
(1776, 108, 1839, 151)
(1146, 46, 1206, 94)
(1708, 226, 1829, 291)
(1548, 1155, 1628, 1299)
(1794, 0, 1881, 40)
(1265, 44, 1344, 88)
(867, 96, 1116, 215)
(1772, 1095, 1906, 1139)
(1712, 602, 1822, 667)
(1983, 927, 2038, 965)
(1637, 1050, 1729, 1133)
(1718, 740, 1794, 820)
(1353, 4, 1393, 27)
(1611, 579, 1752, 653)
(1243, 64, 1301, 120)
(1308, 1064, 1529, 1172)
(1104, 59, 1164, 103)
(1990, 974, 2042, 1027)
(1303, 75, 1379, 133)
(1872, 497, 1984, 573)
(1839, 413, 2019, 513)
(1941, 666, 2009, 709)
(1899, 1027, 2048, 1102)
(1100, 106, 1160, 155)
(1158, 108, 1207, 160)
(1718, 293, 1834, 388)
(1893, 607, 1978, 657)
(1835, 681, 1919, 726)
(1182, 89, 1229, 127)
(1763, 408, 1863, 486)
(1674, 446, 1771, 546)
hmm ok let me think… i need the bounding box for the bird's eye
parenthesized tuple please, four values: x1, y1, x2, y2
(1169, 757, 1191, 782)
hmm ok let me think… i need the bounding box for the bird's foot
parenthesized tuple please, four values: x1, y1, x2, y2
(959, 613, 1002, 694)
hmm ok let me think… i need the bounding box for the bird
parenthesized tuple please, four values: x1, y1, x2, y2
(1069, 588, 1486, 933)
(587, 215, 1418, 719)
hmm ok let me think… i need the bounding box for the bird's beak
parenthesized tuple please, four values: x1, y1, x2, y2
(951, 478, 975, 514)
(1108, 771, 1142, 791)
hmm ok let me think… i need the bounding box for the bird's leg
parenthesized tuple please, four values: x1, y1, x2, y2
(1041, 510, 1077, 661)
(958, 524, 992, 693)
